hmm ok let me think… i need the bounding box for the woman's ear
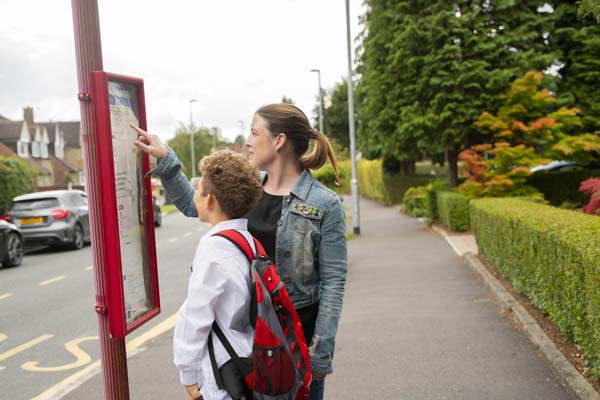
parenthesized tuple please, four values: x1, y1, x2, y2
(274, 133, 287, 152)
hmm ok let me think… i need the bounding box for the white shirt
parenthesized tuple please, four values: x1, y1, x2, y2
(173, 219, 255, 400)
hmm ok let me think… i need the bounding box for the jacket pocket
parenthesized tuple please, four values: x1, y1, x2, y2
(289, 203, 324, 287)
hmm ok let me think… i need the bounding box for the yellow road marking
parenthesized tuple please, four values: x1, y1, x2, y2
(39, 276, 67, 286)
(21, 336, 98, 372)
(0, 293, 13, 300)
(0, 333, 6, 342)
(84, 266, 93, 271)
(0, 335, 53, 369)
(167, 237, 177, 243)
(31, 313, 178, 400)
(184, 232, 192, 237)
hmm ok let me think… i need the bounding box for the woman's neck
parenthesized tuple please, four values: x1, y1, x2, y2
(263, 158, 302, 196)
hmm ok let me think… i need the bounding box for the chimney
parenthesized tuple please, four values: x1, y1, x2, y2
(23, 107, 34, 125)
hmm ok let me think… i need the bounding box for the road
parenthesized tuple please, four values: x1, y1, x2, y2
(0, 211, 205, 400)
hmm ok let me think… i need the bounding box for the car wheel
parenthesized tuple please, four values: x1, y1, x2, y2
(154, 210, 162, 227)
(1, 232, 23, 267)
(70, 224, 84, 250)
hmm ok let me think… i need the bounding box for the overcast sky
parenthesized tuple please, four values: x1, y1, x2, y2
(0, 0, 365, 142)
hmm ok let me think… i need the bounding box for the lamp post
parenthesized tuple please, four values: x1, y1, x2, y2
(310, 69, 324, 133)
(189, 99, 197, 177)
(237, 120, 244, 136)
(345, 0, 361, 235)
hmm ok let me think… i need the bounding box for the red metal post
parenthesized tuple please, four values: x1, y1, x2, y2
(71, 1, 130, 399)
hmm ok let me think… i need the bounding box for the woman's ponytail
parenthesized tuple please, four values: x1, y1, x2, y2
(301, 129, 340, 185)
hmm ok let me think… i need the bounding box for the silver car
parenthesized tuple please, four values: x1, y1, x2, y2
(5, 190, 90, 250)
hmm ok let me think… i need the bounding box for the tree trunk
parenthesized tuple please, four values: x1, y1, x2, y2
(446, 148, 459, 188)
(400, 160, 416, 176)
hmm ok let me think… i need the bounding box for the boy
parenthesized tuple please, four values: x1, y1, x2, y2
(173, 150, 263, 400)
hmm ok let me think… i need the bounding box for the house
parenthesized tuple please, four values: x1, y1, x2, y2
(0, 107, 84, 187)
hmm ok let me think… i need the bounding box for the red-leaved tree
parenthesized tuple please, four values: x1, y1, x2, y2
(580, 178, 600, 215)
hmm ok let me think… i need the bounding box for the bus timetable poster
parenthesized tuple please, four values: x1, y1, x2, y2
(90, 71, 160, 338)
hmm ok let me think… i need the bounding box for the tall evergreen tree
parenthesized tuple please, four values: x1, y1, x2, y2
(553, 1, 600, 133)
(357, 0, 557, 185)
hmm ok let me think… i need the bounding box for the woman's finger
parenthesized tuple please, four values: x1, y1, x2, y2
(130, 123, 150, 138)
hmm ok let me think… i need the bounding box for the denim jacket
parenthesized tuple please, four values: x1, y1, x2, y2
(150, 148, 348, 374)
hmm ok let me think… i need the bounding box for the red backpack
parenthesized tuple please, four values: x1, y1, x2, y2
(208, 229, 312, 400)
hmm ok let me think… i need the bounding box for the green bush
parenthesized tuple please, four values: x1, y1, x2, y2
(0, 157, 37, 213)
(312, 160, 350, 195)
(527, 169, 600, 206)
(470, 198, 600, 378)
(357, 159, 389, 204)
(437, 191, 470, 231)
(401, 186, 429, 217)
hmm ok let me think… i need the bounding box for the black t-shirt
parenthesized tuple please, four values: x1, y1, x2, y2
(245, 191, 283, 260)
(245, 190, 319, 345)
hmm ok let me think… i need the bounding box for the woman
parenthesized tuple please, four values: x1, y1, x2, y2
(132, 103, 347, 400)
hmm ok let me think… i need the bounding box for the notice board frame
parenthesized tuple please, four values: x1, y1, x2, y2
(90, 71, 160, 338)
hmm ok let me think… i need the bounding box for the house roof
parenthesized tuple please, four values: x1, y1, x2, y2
(0, 142, 16, 157)
(0, 115, 11, 122)
(37, 121, 80, 148)
(0, 121, 24, 142)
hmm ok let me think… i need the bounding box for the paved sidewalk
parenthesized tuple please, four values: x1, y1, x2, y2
(63, 197, 576, 399)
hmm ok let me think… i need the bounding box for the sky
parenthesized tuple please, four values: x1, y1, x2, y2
(0, 0, 365, 143)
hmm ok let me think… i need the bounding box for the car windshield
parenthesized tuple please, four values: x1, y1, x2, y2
(10, 198, 61, 211)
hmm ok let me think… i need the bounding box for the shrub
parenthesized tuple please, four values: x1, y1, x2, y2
(0, 157, 37, 213)
(401, 186, 429, 217)
(357, 159, 389, 204)
(436, 191, 470, 231)
(580, 177, 600, 215)
(470, 198, 600, 378)
(312, 160, 350, 194)
(527, 169, 600, 206)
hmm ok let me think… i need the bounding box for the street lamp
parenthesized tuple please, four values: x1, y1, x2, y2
(310, 69, 324, 133)
(237, 120, 244, 136)
(345, 0, 361, 235)
(189, 99, 197, 177)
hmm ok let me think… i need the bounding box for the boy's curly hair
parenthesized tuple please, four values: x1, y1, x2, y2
(199, 150, 262, 218)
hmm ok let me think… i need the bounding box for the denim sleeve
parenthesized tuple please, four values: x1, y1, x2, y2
(147, 147, 198, 218)
(310, 196, 348, 373)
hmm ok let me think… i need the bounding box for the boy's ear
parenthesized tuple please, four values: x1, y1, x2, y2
(206, 193, 222, 214)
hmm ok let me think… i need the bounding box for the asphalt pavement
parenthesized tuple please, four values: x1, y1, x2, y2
(61, 197, 578, 400)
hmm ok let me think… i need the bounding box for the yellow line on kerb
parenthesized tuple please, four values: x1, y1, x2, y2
(39, 276, 66, 286)
(0, 293, 13, 300)
(30, 313, 178, 400)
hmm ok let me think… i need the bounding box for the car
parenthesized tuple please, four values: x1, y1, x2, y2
(153, 196, 162, 227)
(1, 190, 90, 250)
(0, 219, 24, 267)
(530, 160, 579, 173)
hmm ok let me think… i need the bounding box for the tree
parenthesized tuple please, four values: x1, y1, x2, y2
(281, 96, 294, 104)
(578, 0, 600, 22)
(167, 125, 219, 177)
(0, 157, 37, 212)
(313, 79, 350, 150)
(357, 0, 558, 185)
(458, 71, 600, 198)
(552, 1, 600, 133)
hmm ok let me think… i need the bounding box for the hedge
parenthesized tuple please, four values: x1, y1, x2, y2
(312, 160, 350, 195)
(436, 191, 470, 231)
(527, 169, 600, 206)
(0, 157, 37, 213)
(470, 198, 600, 378)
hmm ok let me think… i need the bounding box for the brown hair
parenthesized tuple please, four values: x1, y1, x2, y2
(255, 103, 340, 183)
(199, 150, 262, 218)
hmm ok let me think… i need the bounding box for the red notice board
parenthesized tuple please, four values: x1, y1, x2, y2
(90, 71, 160, 338)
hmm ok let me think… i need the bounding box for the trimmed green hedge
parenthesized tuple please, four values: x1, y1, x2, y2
(527, 169, 600, 206)
(436, 191, 470, 231)
(312, 160, 350, 195)
(470, 198, 600, 378)
(0, 157, 37, 213)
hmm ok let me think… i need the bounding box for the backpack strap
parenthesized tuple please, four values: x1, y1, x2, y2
(208, 321, 250, 390)
(212, 229, 258, 262)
